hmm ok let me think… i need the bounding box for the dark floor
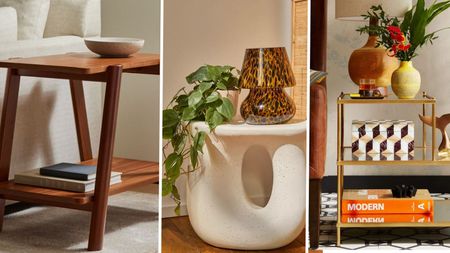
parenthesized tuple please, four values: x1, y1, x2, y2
(162, 216, 306, 253)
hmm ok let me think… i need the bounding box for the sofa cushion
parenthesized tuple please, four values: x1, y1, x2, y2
(0, 7, 17, 42)
(45, 0, 101, 38)
(0, 0, 50, 40)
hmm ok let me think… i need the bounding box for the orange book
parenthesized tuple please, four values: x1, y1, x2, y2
(342, 213, 433, 224)
(342, 189, 433, 215)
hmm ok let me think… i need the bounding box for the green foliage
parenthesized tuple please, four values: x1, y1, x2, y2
(162, 65, 240, 214)
(357, 1, 450, 61)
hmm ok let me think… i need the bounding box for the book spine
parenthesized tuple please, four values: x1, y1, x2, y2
(40, 169, 89, 181)
(15, 175, 85, 192)
(342, 199, 433, 214)
(342, 214, 433, 224)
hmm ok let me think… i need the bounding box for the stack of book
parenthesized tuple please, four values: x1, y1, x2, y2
(341, 189, 433, 224)
(14, 163, 122, 193)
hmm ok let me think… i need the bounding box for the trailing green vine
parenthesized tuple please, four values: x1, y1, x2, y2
(162, 65, 240, 214)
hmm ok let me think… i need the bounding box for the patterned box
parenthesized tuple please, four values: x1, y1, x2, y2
(352, 120, 414, 155)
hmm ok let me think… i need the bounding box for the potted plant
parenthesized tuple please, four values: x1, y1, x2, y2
(162, 65, 239, 214)
(358, 0, 450, 99)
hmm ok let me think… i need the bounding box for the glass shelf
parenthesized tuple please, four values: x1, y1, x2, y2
(337, 93, 436, 105)
(338, 147, 450, 166)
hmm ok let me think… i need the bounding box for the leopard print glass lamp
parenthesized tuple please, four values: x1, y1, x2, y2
(239, 47, 296, 125)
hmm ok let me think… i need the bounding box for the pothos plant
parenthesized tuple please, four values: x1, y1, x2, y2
(357, 1, 450, 61)
(162, 65, 240, 214)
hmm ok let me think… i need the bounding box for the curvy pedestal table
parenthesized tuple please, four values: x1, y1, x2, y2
(187, 121, 306, 250)
(0, 53, 160, 251)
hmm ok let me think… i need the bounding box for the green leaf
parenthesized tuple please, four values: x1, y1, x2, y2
(190, 147, 198, 168)
(186, 66, 209, 83)
(171, 134, 186, 153)
(216, 81, 227, 90)
(194, 131, 206, 152)
(181, 107, 196, 120)
(163, 109, 179, 128)
(165, 153, 182, 180)
(206, 110, 224, 130)
(162, 179, 172, 196)
(162, 126, 175, 139)
(175, 94, 188, 107)
(199, 82, 213, 93)
(172, 185, 181, 201)
(217, 97, 234, 120)
(205, 91, 220, 103)
(188, 90, 203, 107)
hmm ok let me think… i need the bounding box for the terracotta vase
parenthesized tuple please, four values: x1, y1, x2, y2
(391, 61, 421, 99)
(348, 35, 400, 88)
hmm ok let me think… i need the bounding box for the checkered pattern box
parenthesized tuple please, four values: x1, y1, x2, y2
(352, 120, 414, 155)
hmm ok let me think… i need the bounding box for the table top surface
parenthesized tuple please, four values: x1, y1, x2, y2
(0, 52, 160, 75)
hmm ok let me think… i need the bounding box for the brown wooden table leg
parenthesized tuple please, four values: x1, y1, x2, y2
(70, 80, 93, 161)
(0, 69, 20, 231)
(88, 65, 122, 251)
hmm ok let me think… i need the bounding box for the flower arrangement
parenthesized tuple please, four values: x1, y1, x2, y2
(357, 0, 450, 61)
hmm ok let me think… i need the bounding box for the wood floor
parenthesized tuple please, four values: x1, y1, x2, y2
(162, 216, 306, 253)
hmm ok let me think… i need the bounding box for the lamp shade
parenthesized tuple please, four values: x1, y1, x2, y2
(239, 47, 296, 89)
(335, 0, 412, 20)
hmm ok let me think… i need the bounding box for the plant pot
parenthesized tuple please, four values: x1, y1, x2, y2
(391, 61, 421, 99)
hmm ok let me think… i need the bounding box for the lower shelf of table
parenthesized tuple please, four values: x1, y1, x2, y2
(0, 157, 159, 210)
(338, 222, 450, 228)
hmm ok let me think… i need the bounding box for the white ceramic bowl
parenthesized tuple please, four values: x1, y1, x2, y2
(84, 37, 145, 57)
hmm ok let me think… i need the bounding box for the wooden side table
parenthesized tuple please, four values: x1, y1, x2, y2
(0, 53, 160, 251)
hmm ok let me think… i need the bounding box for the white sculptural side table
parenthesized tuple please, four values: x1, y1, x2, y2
(187, 120, 307, 250)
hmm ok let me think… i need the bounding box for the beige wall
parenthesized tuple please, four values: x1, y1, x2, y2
(101, 0, 160, 162)
(162, 0, 292, 217)
(326, 0, 450, 176)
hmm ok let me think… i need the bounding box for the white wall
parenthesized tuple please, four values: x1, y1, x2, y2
(326, 0, 450, 176)
(101, 0, 160, 162)
(163, 0, 292, 217)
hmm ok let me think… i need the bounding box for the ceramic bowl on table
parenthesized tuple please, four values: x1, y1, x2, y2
(84, 37, 145, 58)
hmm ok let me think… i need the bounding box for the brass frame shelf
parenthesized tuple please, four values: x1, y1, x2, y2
(339, 222, 450, 228)
(335, 92, 444, 246)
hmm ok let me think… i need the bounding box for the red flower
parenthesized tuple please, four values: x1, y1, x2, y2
(398, 43, 411, 51)
(388, 26, 401, 34)
(388, 26, 405, 42)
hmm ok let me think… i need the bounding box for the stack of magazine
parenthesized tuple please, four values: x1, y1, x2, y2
(14, 163, 122, 193)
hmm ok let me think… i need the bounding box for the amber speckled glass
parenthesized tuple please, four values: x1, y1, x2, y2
(239, 47, 296, 124)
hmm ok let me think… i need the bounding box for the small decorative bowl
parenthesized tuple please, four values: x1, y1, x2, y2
(84, 37, 145, 58)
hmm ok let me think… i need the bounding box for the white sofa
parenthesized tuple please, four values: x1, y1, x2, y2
(0, 0, 102, 183)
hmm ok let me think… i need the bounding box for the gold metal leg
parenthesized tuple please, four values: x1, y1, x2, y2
(423, 103, 426, 150)
(337, 104, 342, 160)
(337, 226, 341, 247)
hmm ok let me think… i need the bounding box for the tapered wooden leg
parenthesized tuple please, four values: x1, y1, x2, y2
(0, 69, 20, 231)
(309, 179, 322, 249)
(70, 80, 93, 161)
(88, 65, 122, 251)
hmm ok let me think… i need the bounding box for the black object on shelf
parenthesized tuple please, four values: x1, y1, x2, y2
(392, 184, 417, 198)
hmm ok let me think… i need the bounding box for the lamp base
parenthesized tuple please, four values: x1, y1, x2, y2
(240, 88, 296, 125)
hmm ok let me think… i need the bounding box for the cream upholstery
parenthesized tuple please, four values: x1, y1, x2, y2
(45, 0, 101, 38)
(0, 0, 50, 40)
(0, 7, 17, 42)
(0, 2, 102, 181)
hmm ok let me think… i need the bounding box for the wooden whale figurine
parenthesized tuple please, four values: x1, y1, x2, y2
(419, 113, 450, 152)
